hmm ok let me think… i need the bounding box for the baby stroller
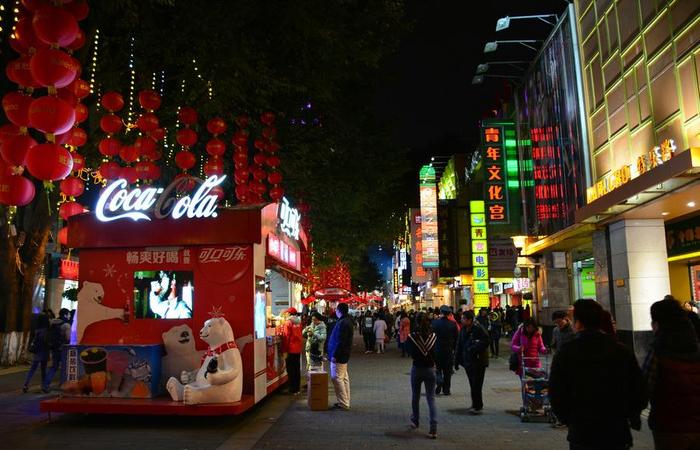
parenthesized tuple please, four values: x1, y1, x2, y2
(519, 351, 554, 423)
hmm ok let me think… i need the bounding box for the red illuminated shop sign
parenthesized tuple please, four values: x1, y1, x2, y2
(482, 126, 509, 223)
(267, 233, 301, 271)
(60, 258, 79, 280)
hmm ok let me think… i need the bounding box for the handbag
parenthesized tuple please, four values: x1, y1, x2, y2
(509, 351, 520, 372)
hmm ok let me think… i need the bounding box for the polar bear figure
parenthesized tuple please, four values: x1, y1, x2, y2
(76, 281, 125, 344)
(166, 317, 243, 405)
(161, 324, 200, 387)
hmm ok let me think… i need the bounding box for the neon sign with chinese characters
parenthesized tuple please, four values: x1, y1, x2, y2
(95, 175, 225, 222)
(267, 233, 301, 270)
(419, 165, 439, 268)
(278, 197, 301, 241)
(470, 200, 490, 308)
(481, 124, 511, 223)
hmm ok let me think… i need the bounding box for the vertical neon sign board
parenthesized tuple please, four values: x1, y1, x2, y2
(419, 165, 439, 268)
(482, 125, 509, 224)
(470, 200, 490, 308)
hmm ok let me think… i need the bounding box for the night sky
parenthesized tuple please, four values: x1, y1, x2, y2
(376, 0, 569, 184)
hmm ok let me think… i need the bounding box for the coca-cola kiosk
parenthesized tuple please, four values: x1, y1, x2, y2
(41, 176, 308, 416)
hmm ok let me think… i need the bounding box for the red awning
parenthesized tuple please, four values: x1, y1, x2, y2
(301, 295, 316, 305)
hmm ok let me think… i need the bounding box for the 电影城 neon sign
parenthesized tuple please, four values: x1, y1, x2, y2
(95, 175, 226, 222)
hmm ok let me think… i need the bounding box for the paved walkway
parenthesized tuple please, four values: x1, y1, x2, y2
(254, 335, 655, 450)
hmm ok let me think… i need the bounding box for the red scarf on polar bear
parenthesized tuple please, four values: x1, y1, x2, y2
(201, 341, 238, 364)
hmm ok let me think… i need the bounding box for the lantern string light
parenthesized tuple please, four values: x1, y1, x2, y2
(89, 28, 100, 99)
(127, 36, 136, 124)
(160, 70, 166, 96)
(151, 72, 156, 90)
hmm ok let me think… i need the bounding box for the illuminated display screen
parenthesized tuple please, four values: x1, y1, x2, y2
(134, 270, 194, 319)
(419, 165, 439, 268)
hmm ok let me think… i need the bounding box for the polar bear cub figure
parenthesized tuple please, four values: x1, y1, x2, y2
(166, 317, 243, 405)
(76, 281, 125, 344)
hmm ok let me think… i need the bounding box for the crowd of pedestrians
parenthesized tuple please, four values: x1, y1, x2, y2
(23, 307, 73, 393)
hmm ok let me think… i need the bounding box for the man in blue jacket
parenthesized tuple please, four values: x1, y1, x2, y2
(328, 302, 354, 410)
(455, 310, 490, 414)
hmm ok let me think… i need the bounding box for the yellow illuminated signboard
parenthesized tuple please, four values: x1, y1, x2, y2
(470, 200, 489, 308)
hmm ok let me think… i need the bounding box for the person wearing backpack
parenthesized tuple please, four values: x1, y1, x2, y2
(23, 312, 50, 393)
(42, 308, 72, 392)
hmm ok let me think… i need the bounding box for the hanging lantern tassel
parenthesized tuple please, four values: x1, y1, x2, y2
(232, 115, 251, 204)
(175, 107, 198, 178)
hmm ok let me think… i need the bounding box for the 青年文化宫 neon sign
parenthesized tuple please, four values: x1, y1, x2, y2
(95, 175, 226, 222)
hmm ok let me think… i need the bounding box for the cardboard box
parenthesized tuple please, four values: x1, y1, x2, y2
(307, 371, 328, 410)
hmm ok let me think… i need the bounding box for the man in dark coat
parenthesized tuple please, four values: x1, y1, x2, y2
(550, 299, 647, 450)
(432, 305, 458, 395)
(328, 302, 354, 410)
(454, 310, 490, 414)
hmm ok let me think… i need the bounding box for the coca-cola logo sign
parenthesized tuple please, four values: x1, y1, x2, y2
(95, 175, 226, 222)
(196, 246, 251, 285)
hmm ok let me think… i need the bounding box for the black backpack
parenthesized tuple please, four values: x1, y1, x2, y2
(46, 322, 65, 350)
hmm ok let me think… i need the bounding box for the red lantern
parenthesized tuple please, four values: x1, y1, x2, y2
(253, 153, 266, 165)
(269, 186, 284, 201)
(119, 145, 139, 164)
(266, 155, 281, 168)
(234, 168, 250, 184)
(65, 28, 86, 51)
(29, 47, 79, 88)
(233, 152, 248, 165)
(74, 103, 88, 123)
(262, 127, 277, 139)
(59, 176, 84, 197)
(235, 184, 249, 200)
(235, 115, 250, 128)
(10, 17, 46, 55)
(266, 141, 280, 153)
(134, 136, 156, 157)
(28, 95, 76, 135)
(135, 160, 158, 180)
(138, 90, 161, 111)
(253, 168, 267, 181)
(206, 117, 227, 135)
(174, 172, 197, 192)
(26, 143, 73, 181)
(57, 226, 68, 246)
(67, 127, 87, 147)
(250, 180, 267, 195)
(175, 150, 196, 170)
(98, 161, 121, 180)
(67, 78, 90, 99)
(98, 137, 120, 157)
(64, 0, 89, 21)
(253, 138, 266, 150)
(0, 124, 21, 145)
(204, 157, 224, 176)
(260, 112, 276, 126)
(71, 152, 84, 172)
(136, 112, 159, 132)
(59, 201, 84, 220)
(206, 138, 226, 156)
(101, 91, 124, 112)
(32, 6, 79, 47)
(178, 107, 198, 125)
(150, 127, 165, 142)
(232, 131, 249, 149)
(2, 92, 33, 128)
(6, 56, 40, 89)
(210, 185, 225, 201)
(56, 87, 78, 106)
(176, 128, 197, 147)
(1, 134, 37, 167)
(99, 114, 123, 134)
(120, 166, 138, 184)
(0, 175, 35, 206)
(22, 0, 48, 13)
(53, 129, 72, 145)
(268, 171, 283, 185)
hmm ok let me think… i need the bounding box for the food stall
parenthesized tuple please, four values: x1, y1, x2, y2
(41, 176, 308, 416)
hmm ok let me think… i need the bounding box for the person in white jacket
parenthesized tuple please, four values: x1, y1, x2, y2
(373, 315, 388, 354)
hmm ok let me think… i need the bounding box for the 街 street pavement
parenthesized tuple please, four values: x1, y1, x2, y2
(0, 334, 654, 450)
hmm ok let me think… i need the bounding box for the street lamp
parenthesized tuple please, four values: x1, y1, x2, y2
(495, 14, 558, 32)
(483, 40, 541, 53)
(476, 61, 529, 74)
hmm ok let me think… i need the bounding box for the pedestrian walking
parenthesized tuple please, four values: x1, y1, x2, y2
(399, 312, 411, 357)
(550, 310, 576, 354)
(23, 312, 50, 393)
(373, 314, 387, 354)
(406, 312, 438, 439)
(362, 311, 375, 353)
(42, 308, 72, 392)
(328, 302, 353, 410)
(454, 310, 490, 414)
(432, 305, 458, 395)
(550, 299, 647, 450)
(642, 298, 700, 450)
(281, 307, 303, 395)
(489, 310, 502, 358)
